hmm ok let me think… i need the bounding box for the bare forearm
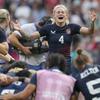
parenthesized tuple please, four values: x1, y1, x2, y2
(0, 44, 8, 55)
(80, 11, 96, 35)
(0, 54, 11, 62)
(80, 21, 95, 35)
(0, 93, 25, 100)
(8, 35, 24, 51)
(0, 47, 7, 55)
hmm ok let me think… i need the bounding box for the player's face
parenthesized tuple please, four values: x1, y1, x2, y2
(0, 75, 12, 86)
(3, 18, 10, 29)
(0, 78, 8, 86)
(53, 7, 68, 24)
(7, 16, 10, 27)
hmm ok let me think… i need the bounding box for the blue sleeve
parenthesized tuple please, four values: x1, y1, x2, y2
(39, 25, 48, 37)
(0, 29, 6, 43)
(70, 24, 81, 35)
(30, 74, 37, 85)
(74, 80, 80, 93)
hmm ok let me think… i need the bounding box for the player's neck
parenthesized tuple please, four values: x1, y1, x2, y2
(77, 64, 86, 71)
(55, 22, 66, 27)
(74, 61, 86, 71)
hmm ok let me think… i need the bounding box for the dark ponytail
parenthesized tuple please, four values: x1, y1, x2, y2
(77, 49, 82, 55)
(76, 49, 89, 65)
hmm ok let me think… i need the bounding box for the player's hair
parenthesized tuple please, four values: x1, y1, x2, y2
(46, 53, 66, 73)
(75, 49, 92, 65)
(53, 4, 68, 14)
(0, 9, 10, 23)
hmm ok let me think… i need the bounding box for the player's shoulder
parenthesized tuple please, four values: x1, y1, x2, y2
(37, 69, 47, 74)
(93, 64, 100, 70)
(43, 24, 54, 28)
(68, 23, 80, 27)
(86, 64, 100, 69)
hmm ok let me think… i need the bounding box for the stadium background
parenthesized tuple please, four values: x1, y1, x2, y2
(0, 0, 100, 64)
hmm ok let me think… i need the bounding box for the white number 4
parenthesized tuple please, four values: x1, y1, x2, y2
(59, 35, 64, 44)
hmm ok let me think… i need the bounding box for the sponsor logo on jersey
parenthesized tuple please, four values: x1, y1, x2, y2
(51, 30, 56, 34)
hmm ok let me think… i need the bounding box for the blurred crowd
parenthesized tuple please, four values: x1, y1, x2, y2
(0, 0, 100, 64)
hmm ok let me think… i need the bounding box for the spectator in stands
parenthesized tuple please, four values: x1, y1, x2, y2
(14, 0, 31, 25)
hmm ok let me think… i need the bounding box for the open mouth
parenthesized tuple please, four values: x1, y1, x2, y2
(58, 16, 64, 20)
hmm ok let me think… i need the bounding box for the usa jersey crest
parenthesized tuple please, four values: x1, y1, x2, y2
(66, 28, 71, 34)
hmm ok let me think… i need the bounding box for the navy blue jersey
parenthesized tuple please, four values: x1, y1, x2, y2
(39, 23, 81, 57)
(74, 64, 100, 100)
(0, 81, 26, 95)
(71, 65, 80, 78)
(0, 28, 6, 43)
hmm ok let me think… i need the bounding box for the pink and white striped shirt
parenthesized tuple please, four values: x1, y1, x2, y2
(35, 69, 76, 100)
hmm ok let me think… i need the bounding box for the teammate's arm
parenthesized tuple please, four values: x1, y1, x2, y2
(10, 20, 31, 40)
(8, 33, 23, 50)
(80, 11, 96, 35)
(0, 42, 8, 55)
(0, 53, 14, 62)
(0, 73, 37, 99)
(8, 33, 31, 55)
(0, 83, 36, 99)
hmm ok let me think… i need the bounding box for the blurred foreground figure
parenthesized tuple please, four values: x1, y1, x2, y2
(0, 53, 76, 100)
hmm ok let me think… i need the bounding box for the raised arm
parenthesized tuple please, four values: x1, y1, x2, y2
(80, 11, 96, 35)
(10, 20, 33, 39)
(0, 53, 14, 62)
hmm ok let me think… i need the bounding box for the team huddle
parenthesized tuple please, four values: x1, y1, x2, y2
(0, 4, 99, 100)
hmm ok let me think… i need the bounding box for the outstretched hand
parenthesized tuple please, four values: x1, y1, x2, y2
(10, 20, 21, 31)
(89, 10, 96, 22)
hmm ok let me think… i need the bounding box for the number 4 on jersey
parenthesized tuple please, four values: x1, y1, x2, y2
(59, 35, 64, 44)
